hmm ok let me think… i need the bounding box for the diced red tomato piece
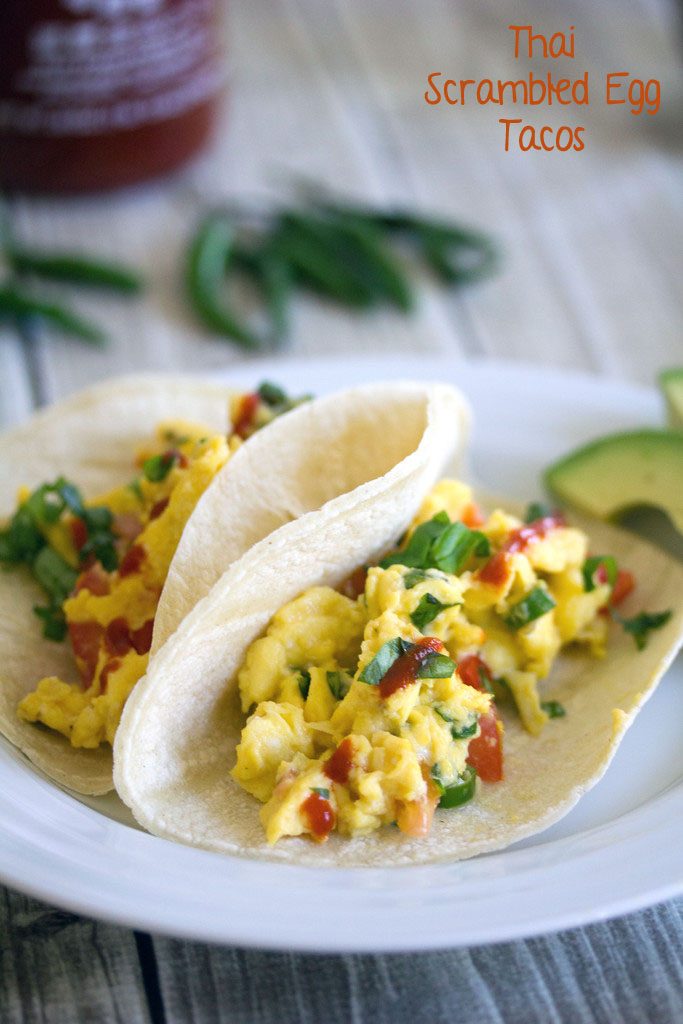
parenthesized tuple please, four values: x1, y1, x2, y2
(458, 654, 504, 783)
(130, 619, 154, 655)
(113, 513, 142, 543)
(70, 517, 88, 551)
(467, 711, 504, 783)
(339, 566, 367, 600)
(149, 497, 169, 521)
(461, 502, 485, 528)
(610, 569, 635, 607)
(119, 544, 145, 577)
(105, 617, 132, 656)
(74, 563, 110, 597)
(69, 620, 104, 686)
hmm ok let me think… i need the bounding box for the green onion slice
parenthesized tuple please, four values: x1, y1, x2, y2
(504, 586, 556, 630)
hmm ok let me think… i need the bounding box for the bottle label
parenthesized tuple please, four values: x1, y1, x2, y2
(0, 0, 223, 137)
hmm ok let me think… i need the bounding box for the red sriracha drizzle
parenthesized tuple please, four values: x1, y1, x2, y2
(457, 654, 504, 783)
(478, 514, 565, 586)
(378, 636, 444, 700)
(324, 737, 354, 785)
(301, 791, 336, 842)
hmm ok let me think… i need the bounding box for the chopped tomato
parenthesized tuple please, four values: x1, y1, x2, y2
(104, 617, 132, 656)
(69, 621, 104, 686)
(458, 654, 504, 783)
(340, 566, 367, 600)
(396, 771, 440, 837)
(461, 502, 485, 528)
(149, 497, 169, 521)
(113, 513, 142, 543)
(131, 619, 154, 655)
(467, 711, 504, 783)
(119, 544, 145, 578)
(74, 563, 110, 596)
(610, 569, 635, 607)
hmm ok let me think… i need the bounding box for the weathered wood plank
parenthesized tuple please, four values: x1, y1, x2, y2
(0, 888, 151, 1024)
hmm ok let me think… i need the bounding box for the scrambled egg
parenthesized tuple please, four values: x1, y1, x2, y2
(232, 479, 611, 845)
(18, 422, 234, 747)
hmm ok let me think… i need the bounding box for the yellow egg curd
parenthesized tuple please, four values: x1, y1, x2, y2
(232, 479, 613, 845)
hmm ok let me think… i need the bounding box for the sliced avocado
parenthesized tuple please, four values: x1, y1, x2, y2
(659, 368, 683, 430)
(544, 429, 683, 535)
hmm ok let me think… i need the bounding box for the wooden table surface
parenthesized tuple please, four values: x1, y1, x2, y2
(1, 0, 681, 1020)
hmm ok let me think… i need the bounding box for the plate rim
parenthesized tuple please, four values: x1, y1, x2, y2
(0, 353, 679, 953)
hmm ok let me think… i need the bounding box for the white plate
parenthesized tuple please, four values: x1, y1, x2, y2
(1, 356, 680, 952)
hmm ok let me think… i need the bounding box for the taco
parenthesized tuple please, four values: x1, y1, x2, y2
(0, 377, 467, 797)
(0, 376, 314, 794)
(114, 399, 683, 865)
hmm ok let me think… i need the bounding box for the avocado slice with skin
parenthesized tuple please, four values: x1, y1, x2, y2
(545, 429, 683, 535)
(659, 368, 683, 430)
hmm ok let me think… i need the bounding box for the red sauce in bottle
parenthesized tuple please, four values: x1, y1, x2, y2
(0, 1, 223, 193)
(301, 791, 335, 843)
(378, 636, 444, 700)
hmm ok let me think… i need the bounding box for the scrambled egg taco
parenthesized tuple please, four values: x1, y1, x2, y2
(114, 389, 683, 865)
(0, 376, 311, 794)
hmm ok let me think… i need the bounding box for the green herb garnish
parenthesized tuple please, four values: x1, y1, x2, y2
(359, 637, 412, 686)
(142, 452, 178, 483)
(582, 555, 618, 593)
(359, 636, 454, 685)
(504, 586, 556, 630)
(327, 671, 350, 701)
(311, 787, 330, 799)
(541, 700, 566, 719)
(298, 670, 311, 700)
(613, 610, 672, 650)
(431, 764, 477, 808)
(381, 512, 489, 574)
(410, 593, 454, 631)
(524, 501, 553, 523)
(434, 706, 478, 739)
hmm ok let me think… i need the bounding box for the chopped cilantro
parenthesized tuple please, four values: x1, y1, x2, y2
(327, 671, 350, 701)
(359, 637, 412, 686)
(434, 705, 478, 739)
(142, 452, 177, 483)
(33, 603, 68, 642)
(419, 652, 456, 678)
(410, 592, 454, 631)
(614, 609, 672, 651)
(128, 479, 144, 502)
(381, 513, 489, 575)
(311, 787, 330, 799)
(504, 586, 556, 630)
(541, 700, 566, 719)
(31, 547, 78, 607)
(582, 555, 618, 593)
(298, 669, 311, 700)
(524, 501, 553, 523)
(257, 381, 288, 406)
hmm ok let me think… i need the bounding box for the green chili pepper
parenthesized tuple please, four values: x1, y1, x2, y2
(0, 284, 106, 345)
(8, 247, 143, 294)
(431, 764, 477, 808)
(186, 217, 264, 349)
(232, 242, 293, 347)
(273, 214, 377, 307)
(320, 215, 414, 311)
